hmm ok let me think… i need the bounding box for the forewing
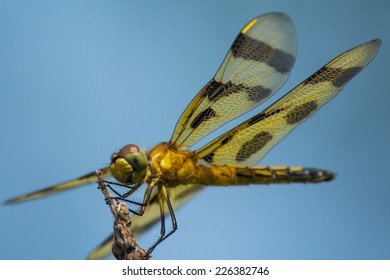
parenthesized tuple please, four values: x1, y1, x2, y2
(4, 167, 112, 204)
(87, 184, 205, 259)
(197, 39, 381, 165)
(170, 12, 296, 147)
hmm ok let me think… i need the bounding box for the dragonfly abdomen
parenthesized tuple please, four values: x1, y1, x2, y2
(235, 166, 335, 185)
(192, 165, 335, 186)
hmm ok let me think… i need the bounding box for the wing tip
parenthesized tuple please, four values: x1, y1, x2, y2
(371, 38, 382, 45)
(365, 38, 382, 52)
(259, 11, 289, 19)
(3, 199, 13, 206)
(3, 196, 26, 205)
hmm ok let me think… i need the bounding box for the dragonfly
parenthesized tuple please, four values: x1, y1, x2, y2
(5, 12, 380, 259)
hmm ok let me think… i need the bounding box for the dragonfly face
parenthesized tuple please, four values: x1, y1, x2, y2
(4, 12, 381, 258)
(110, 144, 148, 184)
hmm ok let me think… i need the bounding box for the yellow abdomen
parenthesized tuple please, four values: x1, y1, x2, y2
(147, 143, 334, 188)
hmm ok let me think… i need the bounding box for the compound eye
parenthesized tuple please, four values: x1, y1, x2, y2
(117, 144, 148, 171)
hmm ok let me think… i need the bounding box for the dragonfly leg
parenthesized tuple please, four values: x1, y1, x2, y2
(114, 182, 155, 216)
(105, 196, 145, 215)
(147, 185, 177, 254)
(104, 181, 144, 215)
(107, 179, 157, 217)
(136, 180, 157, 216)
(104, 180, 140, 199)
(103, 180, 139, 190)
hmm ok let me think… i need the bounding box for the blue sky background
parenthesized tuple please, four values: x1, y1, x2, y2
(1, 0, 389, 260)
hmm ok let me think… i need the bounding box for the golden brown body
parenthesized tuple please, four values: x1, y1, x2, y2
(147, 142, 334, 188)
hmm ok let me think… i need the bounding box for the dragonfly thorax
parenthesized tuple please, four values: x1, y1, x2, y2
(148, 142, 198, 186)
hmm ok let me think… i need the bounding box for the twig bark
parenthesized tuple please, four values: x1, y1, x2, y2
(95, 170, 150, 260)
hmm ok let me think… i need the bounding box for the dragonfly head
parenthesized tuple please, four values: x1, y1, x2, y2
(110, 144, 148, 184)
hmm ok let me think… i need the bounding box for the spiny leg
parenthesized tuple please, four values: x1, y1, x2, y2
(148, 185, 177, 254)
(104, 180, 139, 198)
(110, 180, 157, 216)
(102, 181, 142, 215)
(136, 179, 158, 216)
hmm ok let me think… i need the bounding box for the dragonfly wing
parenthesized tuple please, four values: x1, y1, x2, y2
(197, 39, 381, 165)
(4, 167, 111, 204)
(170, 12, 297, 147)
(87, 183, 205, 259)
(86, 234, 114, 260)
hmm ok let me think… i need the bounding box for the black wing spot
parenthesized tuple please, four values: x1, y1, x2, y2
(202, 153, 215, 164)
(190, 107, 217, 129)
(332, 67, 362, 87)
(285, 100, 318, 125)
(304, 66, 362, 87)
(203, 80, 231, 102)
(244, 85, 273, 102)
(221, 134, 234, 145)
(202, 79, 273, 104)
(236, 131, 273, 162)
(231, 33, 294, 74)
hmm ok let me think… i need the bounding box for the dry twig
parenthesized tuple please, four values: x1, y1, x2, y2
(95, 170, 150, 260)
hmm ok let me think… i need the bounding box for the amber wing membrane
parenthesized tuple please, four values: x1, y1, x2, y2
(170, 12, 297, 147)
(4, 167, 112, 204)
(197, 39, 381, 166)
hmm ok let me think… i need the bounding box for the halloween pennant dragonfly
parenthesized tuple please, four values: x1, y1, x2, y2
(5, 12, 380, 259)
